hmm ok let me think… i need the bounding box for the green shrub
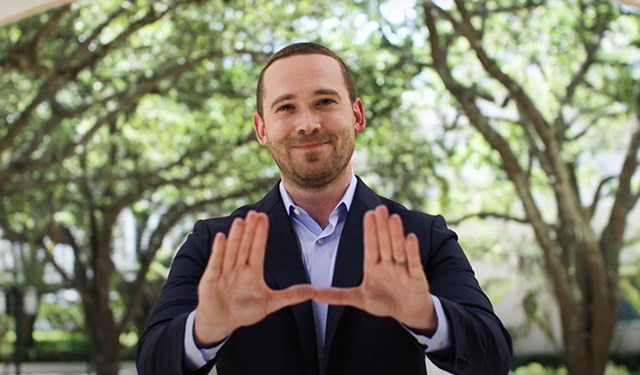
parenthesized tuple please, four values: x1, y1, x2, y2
(514, 362, 639, 375)
(0, 330, 137, 362)
(513, 363, 567, 375)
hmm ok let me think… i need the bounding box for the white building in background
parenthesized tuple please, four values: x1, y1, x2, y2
(472, 258, 640, 356)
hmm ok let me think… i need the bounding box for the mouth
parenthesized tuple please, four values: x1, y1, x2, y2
(292, 142, 329, 151)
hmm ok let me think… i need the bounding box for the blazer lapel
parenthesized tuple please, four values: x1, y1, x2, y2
(258, 184, 319, 375)
(323, 179, 381, 363)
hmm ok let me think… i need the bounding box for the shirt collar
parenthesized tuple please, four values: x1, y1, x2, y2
(279, 174, 358, 216)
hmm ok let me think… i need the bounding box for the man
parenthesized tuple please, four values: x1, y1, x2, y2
(136, 42, 512, 375)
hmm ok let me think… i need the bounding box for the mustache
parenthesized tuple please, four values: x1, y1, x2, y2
(285, 133, 335, 147)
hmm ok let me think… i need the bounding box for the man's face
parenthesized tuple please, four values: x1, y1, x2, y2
(253, 54, 366, 190)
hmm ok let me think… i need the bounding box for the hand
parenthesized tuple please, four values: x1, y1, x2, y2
(194, 211, 315, 347)
(313, 205, 436, 332)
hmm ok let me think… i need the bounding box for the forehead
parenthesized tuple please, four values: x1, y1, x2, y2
(261, 54, 346, 98)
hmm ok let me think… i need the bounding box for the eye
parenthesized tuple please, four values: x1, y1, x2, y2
(277, 104, 294, 112)
(318, 98, 335, 106)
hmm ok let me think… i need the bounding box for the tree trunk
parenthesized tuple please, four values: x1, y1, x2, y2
(82, 294, 121, 375)
(563, 324, 615, 375)
(133, 279, 164, 337)
(17, 314, 36, 348)
(562, 290, 617, 375)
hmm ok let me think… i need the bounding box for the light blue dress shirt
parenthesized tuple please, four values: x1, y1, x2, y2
(184, 175, 450, 369)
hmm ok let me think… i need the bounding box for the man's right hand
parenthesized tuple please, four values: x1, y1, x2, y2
(193, 210, 315, 347)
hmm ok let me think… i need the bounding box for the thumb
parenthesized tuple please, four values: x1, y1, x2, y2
(267, 284, 316, 314)
(313, 287, 364, 309)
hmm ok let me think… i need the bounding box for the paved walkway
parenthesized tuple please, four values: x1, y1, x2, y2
(0, 362, 140, 375)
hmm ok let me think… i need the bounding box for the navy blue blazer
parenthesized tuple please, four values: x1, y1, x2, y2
(136, 178, 512, 375)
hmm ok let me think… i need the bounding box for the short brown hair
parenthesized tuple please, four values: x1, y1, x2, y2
(256, 42, 356, 117)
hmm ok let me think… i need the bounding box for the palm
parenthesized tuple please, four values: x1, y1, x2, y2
(194, 212, 314, 346)
(314, 205, 435, 331)
(360, 261, 429, 321)
(200, 263, 271, 328)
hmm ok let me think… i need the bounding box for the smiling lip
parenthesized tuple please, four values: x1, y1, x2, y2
(293, 142, 328, 151)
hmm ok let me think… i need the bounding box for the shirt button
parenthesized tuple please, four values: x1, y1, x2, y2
(317, 351, 324, 360)
(317, 238, 324, 244)
(293, 208, 300, 215)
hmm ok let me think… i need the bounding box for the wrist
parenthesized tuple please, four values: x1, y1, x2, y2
(404, 298, 438, 336)
(193, 310, 233, 348)
(407, 321, 437, 337)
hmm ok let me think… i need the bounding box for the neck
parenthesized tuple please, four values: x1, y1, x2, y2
(282, 167, 352, 229)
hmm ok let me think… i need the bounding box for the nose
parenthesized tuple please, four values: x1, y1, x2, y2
(295, 108, 321, 135)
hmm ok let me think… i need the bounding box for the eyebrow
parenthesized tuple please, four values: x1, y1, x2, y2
(270, 89, 342, 111)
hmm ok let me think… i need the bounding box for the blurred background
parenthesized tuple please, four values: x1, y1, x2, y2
(1, 0, 639, 374)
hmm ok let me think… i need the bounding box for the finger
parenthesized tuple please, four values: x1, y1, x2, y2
(267, 284, 316, 314)
(222, 217, 245, 274)
(389, 214, 406, 265)
(405, 233, 424, 279)
(374, 205, 393, 262)
(363, 210, 379, 268)
(205, 232, 226, 280)
(249, 213, 269, 269)
(235, 211, 257, 266)
(313, 287, 365, 310)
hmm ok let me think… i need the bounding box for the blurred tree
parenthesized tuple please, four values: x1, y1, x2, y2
(370, 0, 640, 374)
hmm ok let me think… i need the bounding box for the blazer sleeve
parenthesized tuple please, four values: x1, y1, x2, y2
(136, 219, 220, 375)
(420, 215, 513, 375)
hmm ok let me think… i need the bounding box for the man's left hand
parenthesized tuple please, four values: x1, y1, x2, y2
(313, 205, 437, 334)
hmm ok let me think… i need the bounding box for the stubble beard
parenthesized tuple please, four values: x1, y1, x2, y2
(269, 128, 355, 191)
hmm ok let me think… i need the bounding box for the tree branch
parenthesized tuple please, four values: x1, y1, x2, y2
(0, 7, 69, 74)
(552, 0, 610, 145)
(42, 235, 74, 287)
(567, 109, 626, 143)
(600, 95, 640, 276)
(560, 22, 604, 108)
(628, 190, 640, 214)
(63, 4, 129, 68)
(7, 92, 128, 170)
(0, 75, 64, 155)
(587, 176, 616, 220)
(0, 217, 29, 243)
(447, 212, 531, 226)
(471, 0, 545, 16)
(437, 1, 554, 149)
(4, 50, 223, 180)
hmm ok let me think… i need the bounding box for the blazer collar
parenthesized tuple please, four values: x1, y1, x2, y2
(323, 177, 381, 365)
(256, 183, 318, 375)
(255, 178, 382, 375)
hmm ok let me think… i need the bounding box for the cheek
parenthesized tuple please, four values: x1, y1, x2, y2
(331, 110, 354, 125)
(264, 126, 288, 144)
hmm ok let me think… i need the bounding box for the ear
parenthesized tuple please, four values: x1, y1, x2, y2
(253, 112, 268, 145)
(353, 98, 366, 133)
